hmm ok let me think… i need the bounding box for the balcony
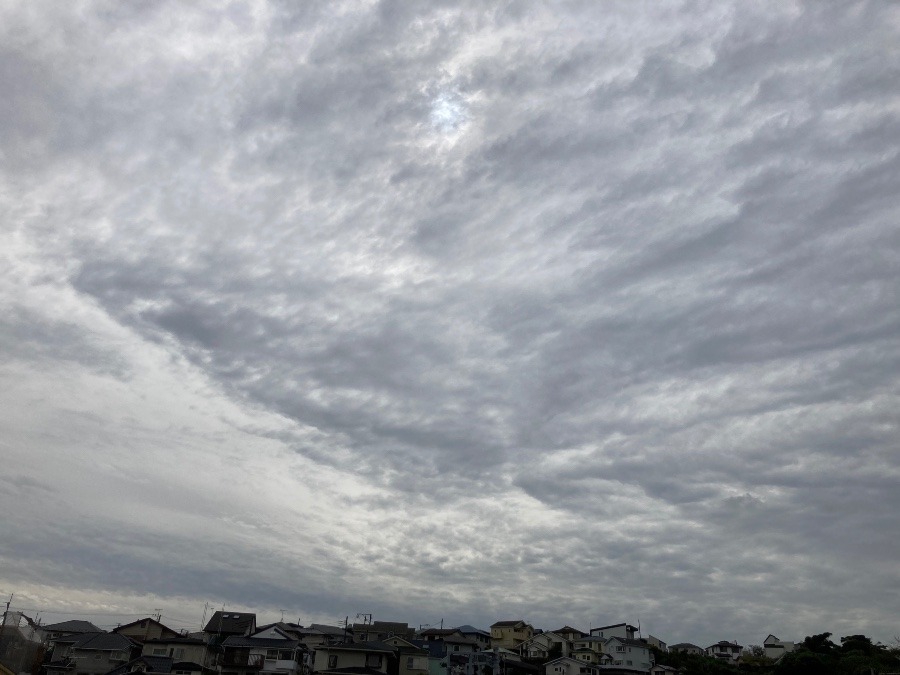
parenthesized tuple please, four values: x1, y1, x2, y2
(218, 653, 265, 669)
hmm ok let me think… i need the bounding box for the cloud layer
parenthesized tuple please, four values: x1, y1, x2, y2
(1, 0, 899, 647)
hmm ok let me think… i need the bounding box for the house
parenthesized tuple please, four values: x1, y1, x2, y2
(114, 621, 180, 645)
(291, 626, 348, 650)
(490, 622, 533, 650)
(217, 629, 301, 675)
(452, 628, 490, 651)
(312, 641, 396, 675)
(763, 635, 794, 661)
(667, 644, 702, 656)
(648, 666, 677, 675)
(600, 637, 653, 672)
(517, 632, 569, 660)
(588, 626, 637, 642)
(705, 641, 741, 662)
(142, 637, 211, 667)
(642, 637, 665, 653)
(381, 637, 428, 675)
(44, 632, 140, 675)
(352, 623, 415, 644)
(551, 629, 584, 643)
(105, 655, 175, 675)
(203, 615, 256, 642)
(569, 637, 605, 665)
(544, 657, 598, 675)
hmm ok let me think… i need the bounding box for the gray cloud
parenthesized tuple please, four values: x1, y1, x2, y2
(1, 0, 898, 649)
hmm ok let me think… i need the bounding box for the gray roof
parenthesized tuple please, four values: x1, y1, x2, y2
(203, 612, 255, 636)
(221, 636, 299, 648)
(45, 620, 103, 634)
(69, 632, 137, 651)
(320, 640, 396, 653)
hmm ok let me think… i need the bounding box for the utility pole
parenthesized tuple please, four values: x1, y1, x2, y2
(1, 593, 12, 632)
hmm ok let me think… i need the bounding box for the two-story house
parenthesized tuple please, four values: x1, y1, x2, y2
(352, 623, 415, 644)
(218, 628, 301, 675)
(600, 637, 653, 672)
(569, 637, 605, 665)
(705, 641, 742, 662)
(489, 622, 533, 650)
(452, 628, 490, 652)
(44, 632, 140, 675)
(143, 637, 212, 668)
(517, 632, 570, 660)
(382, 636, 429, 675)
(762, 635, 794, 661)
(203, 615, 257, 644)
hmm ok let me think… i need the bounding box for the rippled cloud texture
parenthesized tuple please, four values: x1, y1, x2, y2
(1, 0, 898, 646)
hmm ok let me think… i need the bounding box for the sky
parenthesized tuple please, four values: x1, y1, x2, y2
(1, 0, 899, 650)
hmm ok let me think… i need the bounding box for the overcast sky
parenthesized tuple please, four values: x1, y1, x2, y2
(1, 0, 899, 649)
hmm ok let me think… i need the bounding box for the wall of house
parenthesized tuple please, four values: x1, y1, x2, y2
(313, 650, 389, 674)
(69, 650, 129, 675)
(144, 643, 209, 665)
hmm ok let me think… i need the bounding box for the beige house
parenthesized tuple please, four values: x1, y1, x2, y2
(490, 622, 533, 649)
(382, 636, 429, 675)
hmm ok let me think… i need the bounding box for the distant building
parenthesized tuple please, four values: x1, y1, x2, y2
(588, 625, 637, 641)
(705, 641, 742, 662)
(668, 643, 703, 656)
(763, 635, 795, 661)
(490, 622, 533, 649)
(113, 619, 181, 644)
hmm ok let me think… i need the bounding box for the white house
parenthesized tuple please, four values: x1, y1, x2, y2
(545, 657, 598, 675)
(763, 635, 795, 661)
(589, 625, 637, 641)
(705, 641, 742, 662)
(600, 638, 653, 672)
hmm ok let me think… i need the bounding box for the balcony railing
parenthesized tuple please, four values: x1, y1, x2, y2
(217, 653, 265, 669)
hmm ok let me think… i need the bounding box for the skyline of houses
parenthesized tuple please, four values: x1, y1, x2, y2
(0, 607, 805, 675)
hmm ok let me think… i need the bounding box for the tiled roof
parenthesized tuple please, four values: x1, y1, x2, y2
(203, 612, 255, 636)
(45, 621, 102, 634)
(491, 621, 527, 628)
(73, 632, 137, 651)
(221, 636, 299, 648)
(320, 641, 395, 653)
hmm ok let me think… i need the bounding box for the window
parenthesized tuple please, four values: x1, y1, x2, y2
(366, 654, 382, 668)
(95, 654, 103, 660)
(407, 657, 415, 668)
(174, 649, 184, 659)
(615, 646, 625, 653)
(267, 650, 279, 660)
(327, 655, 338, 669)
(153, 649, 166, 656)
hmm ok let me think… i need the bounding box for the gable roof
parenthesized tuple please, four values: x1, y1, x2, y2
(491, 621, 529, 628)
(551, 627, 583, 635)
(70, 632, 138, 651)
(203, 612, 256, 636)
(113, 619, 179, 639)
(220, 636, 299, 649)
(44, 620, 102, 634)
